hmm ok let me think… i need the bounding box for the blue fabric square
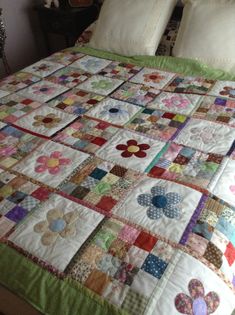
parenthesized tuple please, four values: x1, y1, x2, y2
(180, 147, 195, 158)
(192, 222, 213, 241)
(217, 218, 235, 245)
(4, 126, 23, 138)
(74, 140, 89, 149)
(74, 106, 86, 115)
(141, 254, 168, 279)
(7, 191, 28, 204)
(90, 168, 107, 180)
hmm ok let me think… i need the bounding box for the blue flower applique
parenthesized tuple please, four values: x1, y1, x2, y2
(137, 186, 182, 220)
(81, 58, 102, 71)
(100, 104, 130, 121)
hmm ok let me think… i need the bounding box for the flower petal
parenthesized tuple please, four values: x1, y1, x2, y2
(188, 279, 205, 299)
(63, 210, 79, 224)
(127, 139, 138, 146)
(50, 151, 62, 158)
(165, 192, 182, 205)
(151, 186, 165, 196)
(35, 164, 47, 173)
(36, 156, 48, 163)
(163, 204, 181, 219)
(204, 292, 220, 314)
(175, 293, 193, 314)
(137, 193, 152, 207)
(147, 205, 163, 220)
(134, 150, 147, 158)
(47, 208, 63, 222)
(49, 166, 60, 174)
(60, 222, 76, 238)
(116, 144, 127, 151)
(34, 221, 48, 233)
(138, 143, 150, 150)
(121, 150, 133, 158)
(41, 231, 58, 246)
(59, 158, 71, 165)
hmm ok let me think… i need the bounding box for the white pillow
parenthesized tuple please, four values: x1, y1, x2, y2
(173, 0, 235, 73)
(89, 0, 177, 56)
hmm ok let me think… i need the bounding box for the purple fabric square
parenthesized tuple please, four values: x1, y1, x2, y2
(214, 98, 227, 106)
(5, 206, 28, 223)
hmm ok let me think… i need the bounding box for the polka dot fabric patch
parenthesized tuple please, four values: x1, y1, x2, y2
(126, 108, 188, 141)
(54, 117, 119, 154)
(59, 157, 141, 213)
(48, 88, 104, 116)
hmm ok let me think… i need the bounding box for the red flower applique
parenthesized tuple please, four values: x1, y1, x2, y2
(116, 139, 150, 158)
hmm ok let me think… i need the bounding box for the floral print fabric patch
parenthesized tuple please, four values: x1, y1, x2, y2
(147, 92, 202, 116)
(0, 93, 42, 124)
(148, 142, 223, 190)
(13, 141, 89, 188)
(86, 97, 141, 126)
(9, 194, 104, 271)
(48, 88, 104, 115)
(126, 108, 188, 141)
(96, 129, 165, 172)
(14, 105, 76, 137)
(130, 68, 175, 90)
(111, 81, 160, 107)
(77, 75, 124, 96)
(54, 116, 119, 154)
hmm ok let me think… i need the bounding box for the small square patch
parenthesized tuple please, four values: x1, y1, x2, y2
(96, 129, 165, 172)
(112, 81, 160, 106)
(141, 253, 168, 279)
(13, 141, 89, 188)
(14, 104, 76, 137)
(77, 75, 123, 96)
(147, 92, 202, 115)
(54, 117, 119, 154)
(130, 68, 175, 90)
(48, 88, 104, 115)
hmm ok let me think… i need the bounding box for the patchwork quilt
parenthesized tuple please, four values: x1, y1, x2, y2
(0, 48, 235, 315)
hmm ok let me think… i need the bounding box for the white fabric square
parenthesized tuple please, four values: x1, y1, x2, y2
(14, 105, 76, 137)
(77, 75, 124, 96)
(71, 55, 112, 74)
(13, 141, 89, 188)
(131, 270, 158, 299)
(113, 177, 202, 243)
(9, 194, 104, 271)
(96, 129, 165, 172)
(18, 80, 69, 103)
(209, 80, 235, 100)
(0, 90, 10, 98)
(0, 122, 6, 130)
(209, 157, 235, 207)
(23, 60, 64, 78)
(154, 251, 235, 315)
(89, 0, 177, 56)
(173, 0, 235, 73)
(130, 68, 175, 90)
(86, 97, 141, 125)
(175, 118, 235, 154)
(147, 92, 201, 115)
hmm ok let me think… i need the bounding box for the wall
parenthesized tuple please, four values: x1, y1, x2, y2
(0, 0, 46, 78)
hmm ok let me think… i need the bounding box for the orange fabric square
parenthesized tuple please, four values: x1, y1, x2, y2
(85, 269, 110, 295)
(224, 242, 235, 266)
(134, 231, 157, 252)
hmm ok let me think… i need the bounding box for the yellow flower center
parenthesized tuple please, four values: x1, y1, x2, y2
(127, 145, 140, 153)
(47, 158, 59, 168)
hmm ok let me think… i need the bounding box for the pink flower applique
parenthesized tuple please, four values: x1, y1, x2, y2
(229, 176, 235, 195)
(175, 279, 220, 315)
(163, 95, 190, 109)
(35, 151, 71, 175)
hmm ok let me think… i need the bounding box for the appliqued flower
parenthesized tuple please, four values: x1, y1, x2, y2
(190, 127, 220, 145)
(162, 95, 190, 109)
(81, 59, 102, 70)
(33, 63, 51, 72)
(35, 151, 71, 175)
(220, 86, 235, 98)
(32, 113, 61, 129)
(32, 84, 56, 95)
(175, 279, 220, 315)
(116, 139, 150, 158)
(137, 186, 181, 220)
(100, 104, 130, 120)
(91, 79, 114, 90)
(34, 208, 79, 246)
(143, 72, 165, 83)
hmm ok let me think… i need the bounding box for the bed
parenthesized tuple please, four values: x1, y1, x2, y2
(0, 2, 235, 315)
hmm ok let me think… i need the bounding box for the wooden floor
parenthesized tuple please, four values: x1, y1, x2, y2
(0, 285, 42, 315)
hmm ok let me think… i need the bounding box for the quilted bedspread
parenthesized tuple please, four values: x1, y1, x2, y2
(0, 47, 235, 315)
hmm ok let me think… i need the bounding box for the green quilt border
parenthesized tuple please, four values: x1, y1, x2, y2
(72, 46, 235, 81)
(0, 243, 128, 315)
